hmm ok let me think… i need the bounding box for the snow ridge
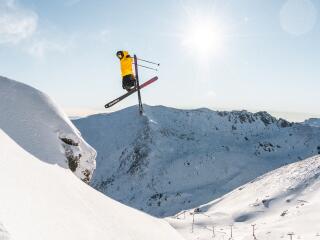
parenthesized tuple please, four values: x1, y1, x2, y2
(216, 110, 292, 128)
(303, 118, 320, 128)
(0, 76, 96, 182)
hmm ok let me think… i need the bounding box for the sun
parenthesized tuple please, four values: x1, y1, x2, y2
(181, 14, 224, 59)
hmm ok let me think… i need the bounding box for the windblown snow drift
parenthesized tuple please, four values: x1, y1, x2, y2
(0, 76, 95, 182)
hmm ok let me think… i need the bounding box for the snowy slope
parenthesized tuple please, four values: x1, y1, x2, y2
(0, 129, 184, 240)
(303, 118, 320, 128)
(0, 222, 9, 240)
(0, 76, 95, 182)
(167, 155, 320, 240)
(74, 105, 320, 217)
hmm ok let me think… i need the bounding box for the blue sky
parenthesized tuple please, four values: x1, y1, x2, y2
(0, 0, 319, 121)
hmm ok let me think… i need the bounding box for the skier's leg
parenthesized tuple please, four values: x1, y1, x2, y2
(122, 75, 131, 91)
(122, 77, 126, 90)
(131, 75, 137, 87)
(129, 75, 136, 90)
(123, 74, 135, 91)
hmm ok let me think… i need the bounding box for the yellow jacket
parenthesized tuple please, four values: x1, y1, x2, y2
(119, 51, 134, 77)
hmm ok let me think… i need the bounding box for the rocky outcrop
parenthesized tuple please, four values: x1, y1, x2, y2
(217, 110, 293, 127)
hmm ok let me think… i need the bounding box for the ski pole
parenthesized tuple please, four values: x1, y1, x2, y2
(137, 58, 160, 66)
(132, 63, 158, 71)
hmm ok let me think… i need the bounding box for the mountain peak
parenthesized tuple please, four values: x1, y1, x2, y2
(217, 109, 293, 127)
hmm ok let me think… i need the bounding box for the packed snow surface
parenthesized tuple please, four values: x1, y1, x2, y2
(0, 76, 95, 182)
(167, 155, 320, 240)
(74, 105, 320, 217)
(0, 130, 184, 240)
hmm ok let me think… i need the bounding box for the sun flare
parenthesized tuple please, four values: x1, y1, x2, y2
(181, 14, 224, 58)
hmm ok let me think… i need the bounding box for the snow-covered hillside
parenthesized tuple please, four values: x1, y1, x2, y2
(0, 222, 9, 240)
(167, 155, 320, 240)
(0, 76, 95, 182)
(0, 129, 184, 240)
(74, 105, 320, 217)
(303, 118, 320, 128)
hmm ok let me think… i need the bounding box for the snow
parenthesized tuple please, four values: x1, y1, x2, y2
(0, 76, 95, 182)
(0, 76, 183, 240)
(303, 118, 320, 128)
(0, 222, 9, 240)
(167, 155, 320, 240)
(0, 129, 184, 240)
(1, 74, 319, 239)
(73, 105, 320, 217)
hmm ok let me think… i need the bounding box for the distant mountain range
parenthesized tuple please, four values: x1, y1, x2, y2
(303, 118, 320, 127)
(74, 105, 320, 217)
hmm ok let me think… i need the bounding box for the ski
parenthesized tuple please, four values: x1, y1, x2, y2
(104, 76, 158, 109)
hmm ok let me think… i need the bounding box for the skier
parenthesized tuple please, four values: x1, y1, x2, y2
(116, 50, 136, 92)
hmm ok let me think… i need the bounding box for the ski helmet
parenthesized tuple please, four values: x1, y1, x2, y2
(116, 51, 124, 59)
